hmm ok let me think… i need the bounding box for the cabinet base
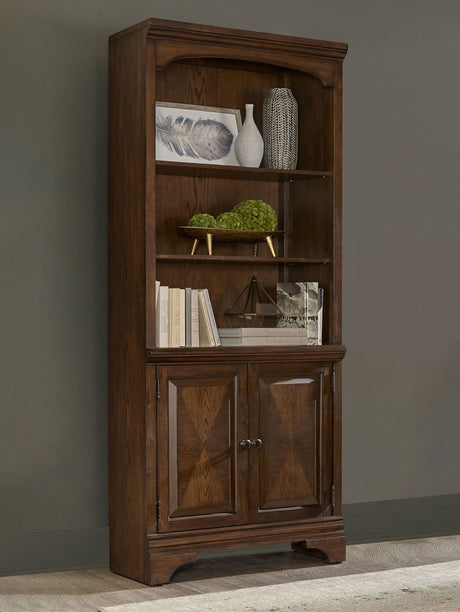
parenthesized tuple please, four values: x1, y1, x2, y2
(148, 551, 197, 586)
(291, 536, 346, 563)
(145, 520, 345, 585)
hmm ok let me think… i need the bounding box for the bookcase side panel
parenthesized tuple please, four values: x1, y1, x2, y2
(331, 63, 343, 345)
(108, 28, 148, 582)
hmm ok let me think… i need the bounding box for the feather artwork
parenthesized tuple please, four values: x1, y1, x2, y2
(156, 114, 234, 161)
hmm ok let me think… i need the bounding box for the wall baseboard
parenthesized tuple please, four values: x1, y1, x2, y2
(343, 493, 460, 544)
(0, 526, 109, 576)
(1, 494, 459, 575)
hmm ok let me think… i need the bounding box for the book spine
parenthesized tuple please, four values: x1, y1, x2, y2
(155, 280, 160, 311)
(203, 289, 221, 346)
(185, 288, 192, 347)
(169, 288, 181, 348)
(198, 290, 215, 347)
(220, 336, 311, 346)
(218, 327, 310, 337)
(191, 289, 200, 347)
(156, 285, 169, 348)
(179, 289, 186, 347)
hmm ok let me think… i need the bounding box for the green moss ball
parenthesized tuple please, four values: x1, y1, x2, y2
(188, 213, 217, 228)
(232, 199, 277, 231)
(215, 212, 243, 230)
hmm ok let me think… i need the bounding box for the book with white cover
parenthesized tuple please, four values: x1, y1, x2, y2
(191, 289, 200, 347)
(169, 287, 181, 347)
(202, 288, 221, 346)
(179, 288, 186, 347)
(198, 290, 215, 347)
(219, 332, 310, 346)
(185, 288, 192, 347)
(156, 285, 169, 347)
(218, 327, 310, 337)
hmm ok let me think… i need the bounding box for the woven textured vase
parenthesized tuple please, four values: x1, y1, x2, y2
(262, 88, 298, 169)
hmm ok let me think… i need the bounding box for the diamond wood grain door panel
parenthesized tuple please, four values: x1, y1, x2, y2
(157, 364, 248, 532)
(248, 362, 333, 523)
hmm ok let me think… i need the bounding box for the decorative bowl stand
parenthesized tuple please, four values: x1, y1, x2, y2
(178, 227, 284, 257)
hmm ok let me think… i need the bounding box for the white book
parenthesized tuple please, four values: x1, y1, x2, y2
(220, 334, 310, 347)
(185, 288, 192, 347)
(191, 289, 200, 347)
(156, 285, 169, 348)
(169, 288, 181, 348)
(202, 288, 221, 346)
(198, 290, 215, 347)
(218, 327, 310, 338)
(179, 288, 186, 347)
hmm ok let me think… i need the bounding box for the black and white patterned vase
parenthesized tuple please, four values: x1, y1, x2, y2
(262, 88, 298, 170)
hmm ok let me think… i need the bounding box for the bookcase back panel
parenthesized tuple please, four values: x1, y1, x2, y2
(155, 261, 279, 329)
(288, 179, 333, 259)
(155, 60, 333, 172)
(155, 175, 280, 256)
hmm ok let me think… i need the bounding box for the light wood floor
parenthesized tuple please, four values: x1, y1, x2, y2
(0, 536, 459, 611)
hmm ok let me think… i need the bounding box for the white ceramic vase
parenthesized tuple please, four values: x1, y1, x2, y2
(234, 104, 264, 167)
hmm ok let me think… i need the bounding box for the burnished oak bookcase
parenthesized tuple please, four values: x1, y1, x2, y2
(109, 18, 347, 586)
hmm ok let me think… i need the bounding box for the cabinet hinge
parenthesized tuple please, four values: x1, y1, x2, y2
(332, 369, 336, 393)
(331, 485, 336, 511)
(156, 500, 161, 522)
(156, 377, 160, 399)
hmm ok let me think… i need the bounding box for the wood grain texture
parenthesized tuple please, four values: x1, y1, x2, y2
(248, 363, 333, 524)
(157, 364, 248, 532)
(108, 26, 148, 583)
(148, 345, 347, 364)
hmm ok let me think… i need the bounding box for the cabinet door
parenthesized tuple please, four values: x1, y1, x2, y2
(248, 362, 333, 523)
(157, 363, 248, 532)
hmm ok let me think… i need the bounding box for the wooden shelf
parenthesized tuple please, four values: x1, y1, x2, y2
(156, 254, 330, 264)
(147, 344, 347, 364)
(156, 160, 331, 181)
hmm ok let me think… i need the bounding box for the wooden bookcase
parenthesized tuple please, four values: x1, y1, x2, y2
(108, 18, 347, 585)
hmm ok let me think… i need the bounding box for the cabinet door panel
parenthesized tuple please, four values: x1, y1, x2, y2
(248, 362, 332, 523)
(157, 364, 248, 532)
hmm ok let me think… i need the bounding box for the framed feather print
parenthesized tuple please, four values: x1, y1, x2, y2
(155, 102, 242, 165)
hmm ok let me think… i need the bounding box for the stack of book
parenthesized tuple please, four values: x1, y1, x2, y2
(218, 327, 312, 346)
(155, 282, 221, 348)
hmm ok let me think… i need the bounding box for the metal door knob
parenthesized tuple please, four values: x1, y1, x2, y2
(239, 439, 252, 450)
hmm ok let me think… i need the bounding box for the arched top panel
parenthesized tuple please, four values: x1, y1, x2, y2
(154, 42, 338, 89)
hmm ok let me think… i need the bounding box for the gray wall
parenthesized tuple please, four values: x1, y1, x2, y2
(1, 0, 459, 564)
